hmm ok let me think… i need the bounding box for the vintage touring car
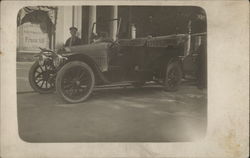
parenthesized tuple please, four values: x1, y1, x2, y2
(29, 19, 206, 103)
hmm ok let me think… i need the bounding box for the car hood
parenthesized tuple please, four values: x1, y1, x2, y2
(58, 42, 112, 72)
(58, 42, 112, 56)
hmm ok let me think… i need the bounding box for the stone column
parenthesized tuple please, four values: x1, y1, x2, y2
(109, 6, 118, 41)
(63, 6, 73, 44)
(55, 6, 68, 48)
(88, 6, 96, 43)
(73, 6, 82, 38)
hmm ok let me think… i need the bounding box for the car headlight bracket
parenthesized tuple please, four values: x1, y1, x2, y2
(53, 55, 68, 67)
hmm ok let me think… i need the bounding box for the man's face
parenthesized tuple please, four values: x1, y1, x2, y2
(70, 29, 77, 36)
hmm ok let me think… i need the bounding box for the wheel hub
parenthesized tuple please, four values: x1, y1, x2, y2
(42, 71, 50, 80)
(75, 80, 81, 86)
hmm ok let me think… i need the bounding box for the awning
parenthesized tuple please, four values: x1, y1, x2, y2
(17, 6, 57, 26)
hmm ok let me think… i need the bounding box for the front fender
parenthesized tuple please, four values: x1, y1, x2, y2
(62, 42, 111, 72)
(62, 54, 110, 84)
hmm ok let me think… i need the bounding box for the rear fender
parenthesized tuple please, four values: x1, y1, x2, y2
(158, 55, 182, 80)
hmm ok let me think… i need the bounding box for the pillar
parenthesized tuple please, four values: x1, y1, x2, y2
(55, 6, 66, 48)
(73, 6, 82, 38)
(63, 6, 73, 44)
(88, 6, 96, 43)
(109, 6, 118, 41)
(81, 6, 89, 44)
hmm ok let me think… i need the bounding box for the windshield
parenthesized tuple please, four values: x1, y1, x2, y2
(91, 18, 121, 41)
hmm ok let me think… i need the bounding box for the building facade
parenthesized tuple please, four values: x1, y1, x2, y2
(17, 6, 206, 61)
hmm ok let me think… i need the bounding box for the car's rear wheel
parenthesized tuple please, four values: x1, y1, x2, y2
(164, 61, 182, 91)
(29, 61, 55, 93)
(56, 61, 95, 103)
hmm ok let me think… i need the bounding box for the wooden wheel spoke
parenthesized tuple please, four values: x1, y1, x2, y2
(35, 72, 43, 78)
(68, 86, 75, 97)
(63, 83, 74, 90)
(47, 81, 51, 88)
(35, 69, 42, 73)
(75, 87, 80, 94)
(36, 69, 42, 73)
(39, 66, 45, 72)
(50, 81, 54, 87)
(35, 78, 43, 83)
(80, 74, 90, 82)
(78, 71, 86, 80)
(80, 78, 89, 84)
(40, 81, 45, 88)
(46, 64, 53, 71)
(76, 68, 82, 77)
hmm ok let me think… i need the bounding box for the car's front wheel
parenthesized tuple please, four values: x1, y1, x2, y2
(29, 61, 55, 94)
(164, 61, 182, 91)
(56, 61, 95, 103)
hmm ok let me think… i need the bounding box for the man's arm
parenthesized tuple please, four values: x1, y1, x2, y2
(65, 38, 70, 47)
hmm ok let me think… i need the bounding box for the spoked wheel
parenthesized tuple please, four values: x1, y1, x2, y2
(29, 61, 55, 93)
(56, 61, 95, 103)
(164, 62, 182, 91)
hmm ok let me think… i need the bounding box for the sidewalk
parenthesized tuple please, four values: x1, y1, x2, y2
(17, 52, 36, 62)
(17, 62, 34, 93)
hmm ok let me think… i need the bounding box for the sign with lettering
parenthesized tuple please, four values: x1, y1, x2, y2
(17, 23, 49, 53)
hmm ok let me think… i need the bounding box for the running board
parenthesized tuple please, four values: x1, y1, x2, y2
(95, 81, 158, 88)
(95, 81, 135, 88)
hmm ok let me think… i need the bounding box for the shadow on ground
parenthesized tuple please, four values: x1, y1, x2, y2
(17, 85, 207, 142)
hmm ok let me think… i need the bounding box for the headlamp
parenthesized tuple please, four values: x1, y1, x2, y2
(53, 55, 67, 67)
(38, 54, 47, 66)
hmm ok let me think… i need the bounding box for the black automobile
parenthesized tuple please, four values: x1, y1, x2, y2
(29, 19, 206, 103)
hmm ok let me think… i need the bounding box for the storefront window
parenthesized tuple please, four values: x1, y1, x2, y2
(17, 22, 49, 52)
(17, 6, 57, 53)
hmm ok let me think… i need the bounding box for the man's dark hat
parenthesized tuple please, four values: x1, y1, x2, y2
(69, 26, 78, 31)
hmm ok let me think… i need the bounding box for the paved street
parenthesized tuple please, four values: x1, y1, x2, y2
(17, 62, 207, 142)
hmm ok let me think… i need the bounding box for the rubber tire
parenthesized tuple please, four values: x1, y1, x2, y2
(164, 62, 182, 92)
(29, 61, 55, 94)
(56, 61, 95, 103)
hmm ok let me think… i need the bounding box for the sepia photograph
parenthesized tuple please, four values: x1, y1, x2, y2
(1, 1, 249, 158)
(16, 5, 207, 142)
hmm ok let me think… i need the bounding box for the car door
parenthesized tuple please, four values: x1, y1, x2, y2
(108, 39, 147, 82)
(106, 44, 126, 82)
(108, 46, 142, 81)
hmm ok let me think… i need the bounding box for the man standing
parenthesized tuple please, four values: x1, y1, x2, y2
(65, 27, 82, 47)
